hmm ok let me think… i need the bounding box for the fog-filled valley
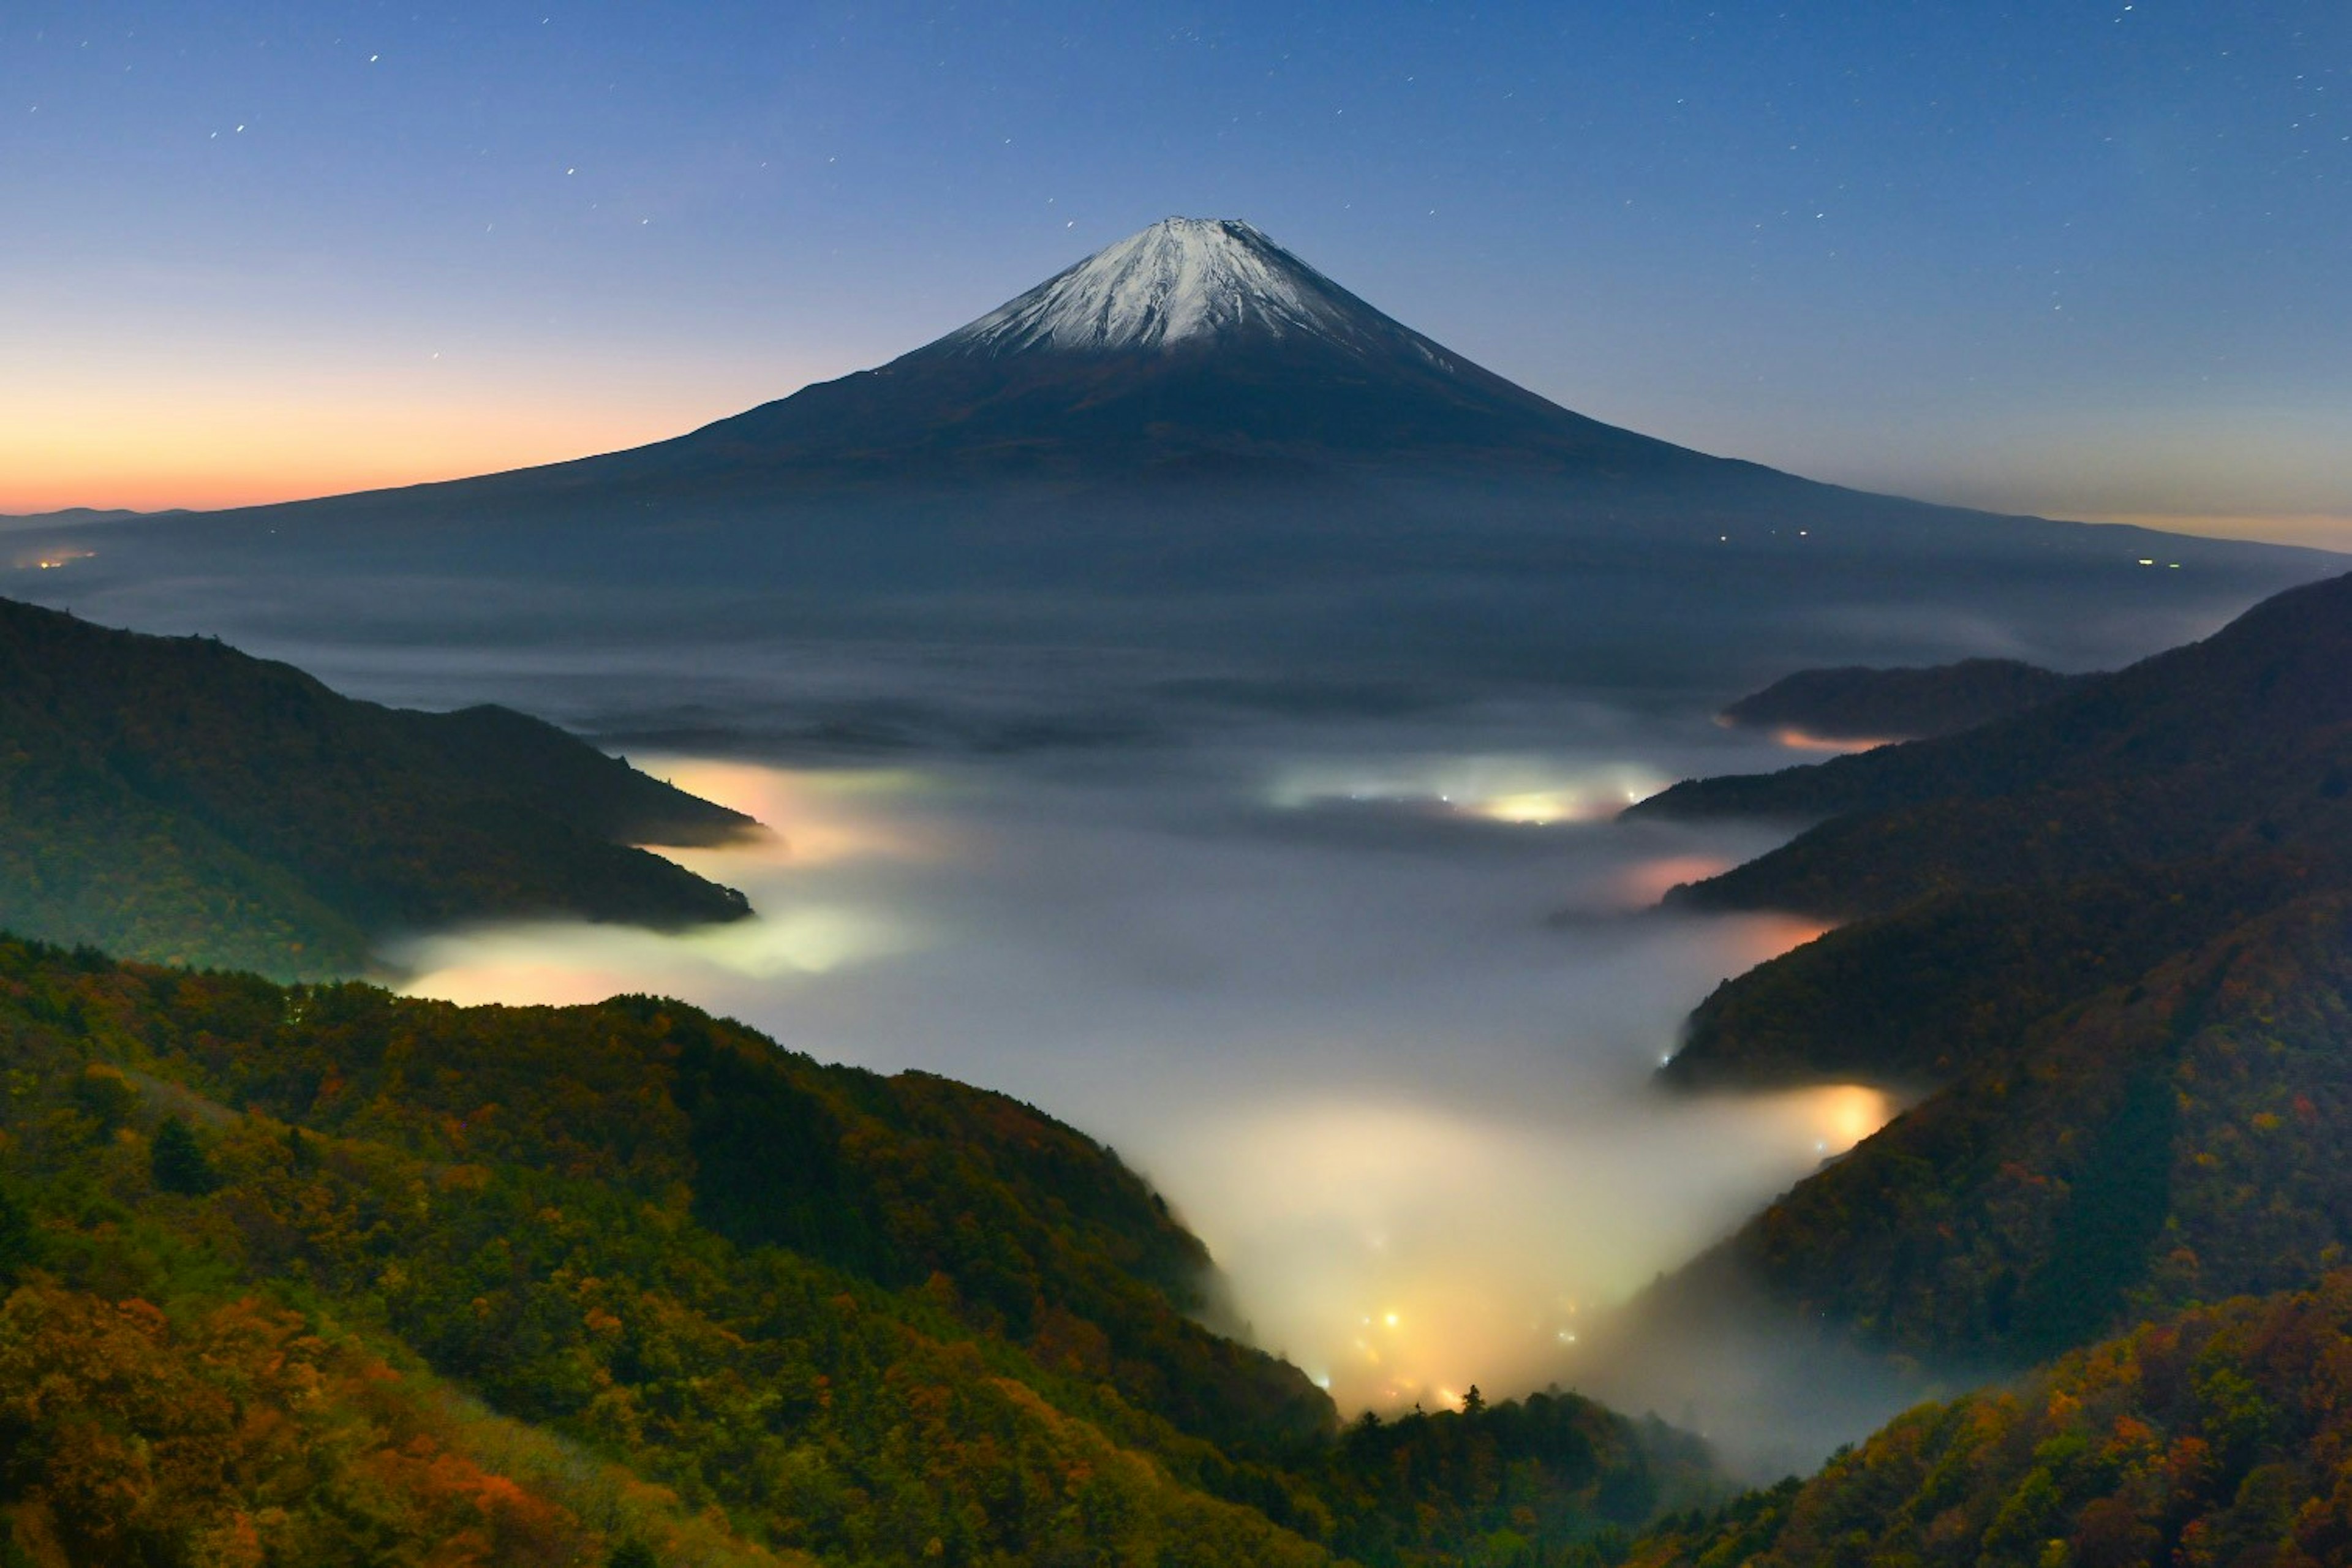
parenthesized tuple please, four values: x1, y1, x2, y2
(390, 731, 1879, 1439)
(21, 547, 2299, 1475)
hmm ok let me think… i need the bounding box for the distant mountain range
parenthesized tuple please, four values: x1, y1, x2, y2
(17, 218, 2340, 692)
(0, 595, 757, 976)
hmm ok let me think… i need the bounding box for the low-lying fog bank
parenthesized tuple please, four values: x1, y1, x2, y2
(388, 701, 1911, 1466)
(16, 442, 2339, 1482)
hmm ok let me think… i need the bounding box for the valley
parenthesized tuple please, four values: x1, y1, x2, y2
(6, 203, 2348, 1568)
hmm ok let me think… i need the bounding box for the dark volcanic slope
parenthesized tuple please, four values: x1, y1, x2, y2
(468, 216, 1725, 483)
(662, 236, 1692, 476)
(0, 596, 758, 976)
(1719, 657, 2085, 742)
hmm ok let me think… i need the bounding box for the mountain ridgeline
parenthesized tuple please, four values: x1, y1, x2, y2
(1717, 657, 2085, 743)
(0, 595, 758, 978)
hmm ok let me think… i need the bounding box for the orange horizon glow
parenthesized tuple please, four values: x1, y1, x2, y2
(2076, 511, 2352, 553)
(0, 403, 689, 514)
(6, 383, 2350, 548)
(17, 451, 2349, 551)
(0, 340, 851, 516)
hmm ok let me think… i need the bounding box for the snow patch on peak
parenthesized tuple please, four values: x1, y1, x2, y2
(935, 217, 1398, 358)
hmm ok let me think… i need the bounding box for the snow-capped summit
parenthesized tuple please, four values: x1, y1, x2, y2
(930, 217, 1448, 364)
(573, 213, 1703, 478)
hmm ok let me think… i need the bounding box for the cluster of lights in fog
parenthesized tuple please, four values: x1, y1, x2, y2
(1268, 758, 1671, 824)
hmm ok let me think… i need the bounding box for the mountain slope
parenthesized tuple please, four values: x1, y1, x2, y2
(1594, 572, 2352, 1402)
(1635, 570, 2352, 1090)
(0, 596, 757, 976)
(1699, 892, 2352, 1365)
(1635, 568, 2352, 916)
(1629, 1273, 2352, 1568)
(1718, 657, 2085, 743)
(0, 934, 1706, 1567)
(477, 216, 1723, 481)
(933, 216, 1483, 358)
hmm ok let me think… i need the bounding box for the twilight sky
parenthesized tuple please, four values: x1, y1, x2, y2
(6, 1, 2348, 544)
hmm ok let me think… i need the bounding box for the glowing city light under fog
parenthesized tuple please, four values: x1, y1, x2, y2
(1268, 756, 1672, 822)
(390, 756, 1887, 1416)
(1183, 1084, 1894, 1412)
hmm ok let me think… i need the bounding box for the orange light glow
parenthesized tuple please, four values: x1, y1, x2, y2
(1812, 1084, 1893, 1153)
(2076, 511, 2352, 552)
(0, 350, 818, 514)
(8, 546, 96, 572)
(1613, 854, 1733, 906)
(1772, 727, 1897, 754)
(406, 957, 639, 1009)
(1729, 914, 1833, 968)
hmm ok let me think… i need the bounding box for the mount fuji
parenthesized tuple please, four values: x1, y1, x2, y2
(21, 217, 2340, 694)
(567, 214, 1719, 481)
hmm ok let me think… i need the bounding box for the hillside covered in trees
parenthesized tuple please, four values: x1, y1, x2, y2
(1521, 568, 2352, 1564)
(0, 935, 1712, 1566)
(1628, 1274, 2352, 1568)
(1644, 568, 2352, 1095)
(1599, 568, 2352, 1397)
(0, 597, 759, 978)
(1635, 570, 2352, 924)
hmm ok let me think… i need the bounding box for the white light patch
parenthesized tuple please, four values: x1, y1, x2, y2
(1268, 755, 1673, 822)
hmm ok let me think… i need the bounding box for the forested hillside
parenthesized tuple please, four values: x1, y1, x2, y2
(1635, 570, 2352, 922)
(0, 935, 1706, 1566)
(1618, 570, 2352, 1376)
(1689, 893, 2352, 1366)
(1586, 573, 2352, 1566)
(1628, 1273, 2352, 1568)
(0, 597, 758, 979)
(1643, 569, 2352, 1093)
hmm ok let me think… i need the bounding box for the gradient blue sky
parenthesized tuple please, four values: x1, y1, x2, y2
(6, 2, 2348, 541)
